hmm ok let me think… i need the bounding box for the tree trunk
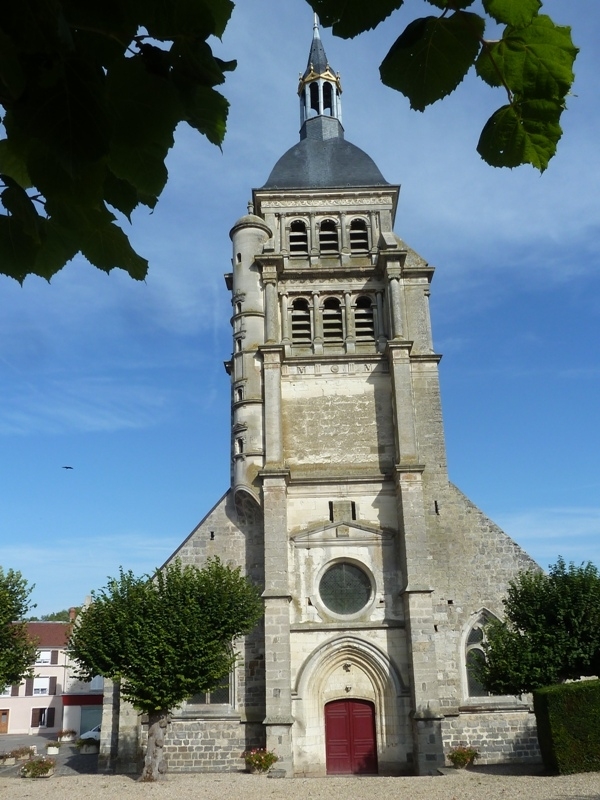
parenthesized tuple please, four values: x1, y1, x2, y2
(139, 710, 169, 782)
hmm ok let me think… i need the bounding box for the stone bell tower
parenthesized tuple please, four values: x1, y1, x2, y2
(226, 16, 450, 775)
(114, 17, 538, 779)
(224, 17, 538, 777)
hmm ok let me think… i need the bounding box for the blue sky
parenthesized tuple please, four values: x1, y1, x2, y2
(1, 1, 599, 615)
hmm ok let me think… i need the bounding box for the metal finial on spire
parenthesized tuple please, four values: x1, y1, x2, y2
(313, 12, 320, 34)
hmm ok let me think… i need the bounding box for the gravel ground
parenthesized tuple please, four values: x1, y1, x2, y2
(1, 768, 599, 800)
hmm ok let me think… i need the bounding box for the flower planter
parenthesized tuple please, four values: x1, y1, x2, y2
(80, 744, 99, 755)
(1, 757, 16, 766)
(46, 746, 60, 755)
(21, 768, 54, 779)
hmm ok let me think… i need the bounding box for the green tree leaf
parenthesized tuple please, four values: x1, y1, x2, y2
(143, 0, 235, 40)
(182, 86, 229, 146)
(476, 15, 578, 100)
(0, 139, 32, 188)
(426, 0, 475, 10)
(477, 98, 563, 171)
(308, 0, 404, 39)
(380, 12, 485, 111)
(0, 26, 26, 101)
(483, 0, 541, 29)
(0, 178, 41, 241)
(0, 215, 39, 282)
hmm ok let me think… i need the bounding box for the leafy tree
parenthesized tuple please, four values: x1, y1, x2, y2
(0, 566, 38, 688)
(68, 558, 263, 782)
(0, 1, 578, 284)
(308, 0, 578, 172)
(478, 558, 600, 695)
(27, 608, 81, 622)
(0, 0, 235, 283)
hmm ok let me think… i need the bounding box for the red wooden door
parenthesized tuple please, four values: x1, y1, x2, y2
(0, 709, 8, 735)
(325, 699, 378, 774)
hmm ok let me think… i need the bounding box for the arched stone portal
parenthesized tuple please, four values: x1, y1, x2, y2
(292, 635, 411, 776)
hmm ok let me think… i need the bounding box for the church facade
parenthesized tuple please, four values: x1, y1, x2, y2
(102, 22, 541, 777)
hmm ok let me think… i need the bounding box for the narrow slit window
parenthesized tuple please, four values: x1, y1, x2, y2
(289, 220, 308, 254)
(291, 298, 312, 343)
(322, 297, 343, 341)
(235, 387, 243, 403)
(355, 296, 375, 340)
(319, 219, 338, 253)
(350, 218, 369, 253)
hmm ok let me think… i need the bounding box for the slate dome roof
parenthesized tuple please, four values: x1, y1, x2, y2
(262, 130, 388, 190)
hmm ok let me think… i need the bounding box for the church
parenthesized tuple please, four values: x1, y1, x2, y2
(102, 20, 540, 777)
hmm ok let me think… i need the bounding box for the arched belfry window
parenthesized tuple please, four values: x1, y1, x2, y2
(319, 219, 338, 253)
(465, 613, 493, 697)
(322, 297, 343, 341)
(350, 218, 369, 253)
(291, 298, 312, 343)
(289, 220, 308, 254)
(323, 82, 333, 115)
(354, 296, 375, 340)
(309, 82, 319, 116)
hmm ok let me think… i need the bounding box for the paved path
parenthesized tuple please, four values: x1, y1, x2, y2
(0, 733, 97, 777)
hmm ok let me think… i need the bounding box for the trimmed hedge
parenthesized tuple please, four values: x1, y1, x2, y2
(533, 679, 600, 774)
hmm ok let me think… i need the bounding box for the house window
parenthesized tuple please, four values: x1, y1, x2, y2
(465, 614, 492, 697)
(33, 677, 50, 695)
(36, 650, 58, 665)
(289, 220, 308, 254)
(31, 707, 55, 728)
(1, 685, 10, 697)
(322, 297, 343, 341)
(291, 298, 312, 343)
(319, 563, 372, 615)
(350, 218, 369, 252)
(319, 219, 338, 253)
(89, 675, 104, 691)
(354, 296, 375, 340)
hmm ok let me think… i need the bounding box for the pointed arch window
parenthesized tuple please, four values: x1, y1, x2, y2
(354, 296, 375, 340)
(291, 298, 312, 343)
(350, 218, 369, 253)
(289, 220, 308, 254)
(465, 613, 493, 697)
(319, 219, 338, 253)
(322, 297, 343, 341)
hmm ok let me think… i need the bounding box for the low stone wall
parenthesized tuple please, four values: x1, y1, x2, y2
(158, 718, 245, 773)
(442, 709, 540, 765)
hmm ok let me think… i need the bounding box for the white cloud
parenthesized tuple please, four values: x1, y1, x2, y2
(495, 507, 600, 569)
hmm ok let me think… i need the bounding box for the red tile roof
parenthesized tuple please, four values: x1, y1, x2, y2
(25, 622, 70, 647)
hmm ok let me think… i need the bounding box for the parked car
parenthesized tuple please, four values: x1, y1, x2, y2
(79, 724, 101, 741)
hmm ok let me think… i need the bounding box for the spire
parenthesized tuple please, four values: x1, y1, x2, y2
(298, 15, 342, 133)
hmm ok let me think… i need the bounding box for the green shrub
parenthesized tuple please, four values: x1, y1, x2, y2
(20, 757, 55, 778)
(534, 679, 600, 774)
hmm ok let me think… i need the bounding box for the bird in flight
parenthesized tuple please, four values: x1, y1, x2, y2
(62, 466, 74, 470)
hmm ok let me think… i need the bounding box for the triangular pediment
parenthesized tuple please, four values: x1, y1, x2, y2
(291, 520, 393, 547)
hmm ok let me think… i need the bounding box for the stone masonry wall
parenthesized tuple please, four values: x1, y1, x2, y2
(442, 710, 540, 765)
(142, 718, 259, 773)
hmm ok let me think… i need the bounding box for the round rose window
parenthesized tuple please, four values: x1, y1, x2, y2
(319, 562, 371, 615)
